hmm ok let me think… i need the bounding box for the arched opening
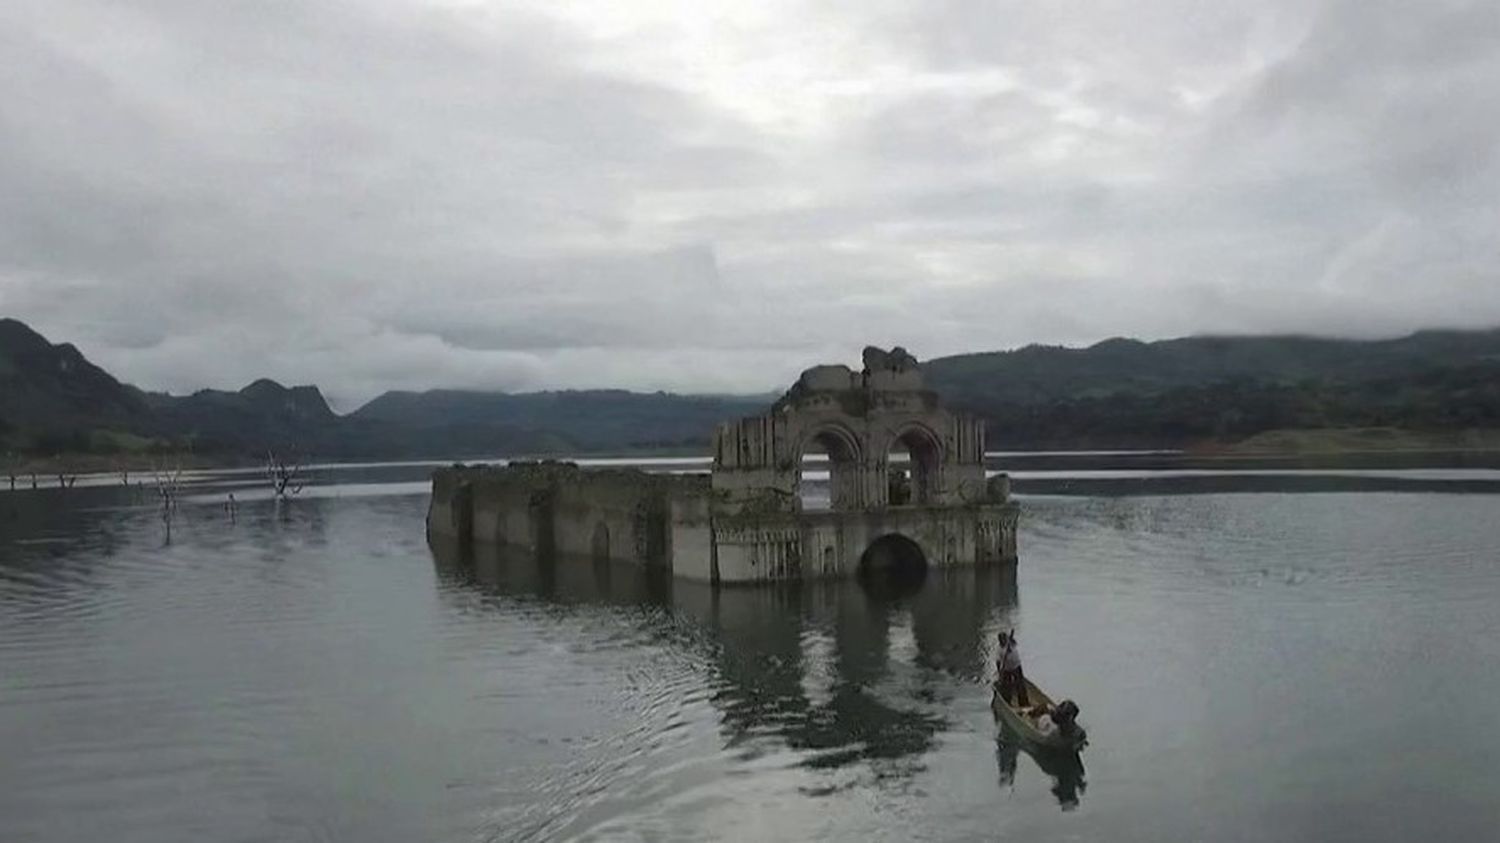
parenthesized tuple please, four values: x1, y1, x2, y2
(798, 425, 861, 512)
(887, 426, 942, 506)
(858, 533, 928, 593)
(590, 522, 610, 563)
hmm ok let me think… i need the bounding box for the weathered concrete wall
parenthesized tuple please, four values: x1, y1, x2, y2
(471, 473, 544, 548)
(430, 463, 1017, 585)
(550, 470, 676, 566)
(670, 494, 716, 582)
(428, 468, 475, 546)
(428, 462, 711, 572)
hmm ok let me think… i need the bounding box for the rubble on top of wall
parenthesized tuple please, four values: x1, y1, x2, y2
(861, 345, 919, 373)
(774, 346, 931, 413)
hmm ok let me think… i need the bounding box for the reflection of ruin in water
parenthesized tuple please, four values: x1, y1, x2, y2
(996, 733, 1087, 810)
(431, 536, 1018, 781)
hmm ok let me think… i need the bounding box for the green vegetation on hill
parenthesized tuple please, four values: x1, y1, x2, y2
(1221, 428, 1500, 454)
(923, 332, 1500, 448)
(0, 318, 356, 458)
(948, 363, 1500, 449)
(7, 315, 1500, 461)
(924, 329, 1500, 405)
(351, 389, 769, 455)
(0, 318, 157, 454)
(1, 318, 767, 461)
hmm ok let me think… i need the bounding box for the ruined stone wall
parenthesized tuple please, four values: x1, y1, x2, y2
(430, 463, 1017, 585)
(428, 347, 1021, 587)
(470, 471, 548, 549)
(549, 470, 699, 566)
(712, 408, 991, 513)
(427, 462, 711, 571)
(711, 502, 1018, 584)
(669, 493, 716, 582)
(711, 352, 992, 515)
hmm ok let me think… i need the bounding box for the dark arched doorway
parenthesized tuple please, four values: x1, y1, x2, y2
(798, 425, 862, 512)
(887, 426, 942, 506)
(858, 533, 929, 594)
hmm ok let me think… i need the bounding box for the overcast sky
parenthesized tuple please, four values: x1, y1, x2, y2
(2, 0, 1497, 407)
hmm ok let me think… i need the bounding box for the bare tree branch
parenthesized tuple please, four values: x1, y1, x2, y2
(265, 449, 306, 499)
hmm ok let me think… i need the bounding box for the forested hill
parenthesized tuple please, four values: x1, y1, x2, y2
(0, 318, 154, 450)
(350, 389, 771, 452)
(924, 329, 1500, 405)
(7, 314, 1500, 460)
(924, 331, 1500, 448)
(0, 318, 768, 459)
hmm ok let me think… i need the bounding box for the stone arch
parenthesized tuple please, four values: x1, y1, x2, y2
(858, 533, 929, 590)
(884, 422, 944, 505)
(795, 422, 864, 511)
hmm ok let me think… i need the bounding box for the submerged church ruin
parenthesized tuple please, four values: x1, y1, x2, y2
(427, 347, 1018, 584)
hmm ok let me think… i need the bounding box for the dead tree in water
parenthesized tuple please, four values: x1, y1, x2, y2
(151, 462, 184, 514)
(150, 461, 184, 542)
(50, 455, 81, 490)
(265, 450, 305, 499)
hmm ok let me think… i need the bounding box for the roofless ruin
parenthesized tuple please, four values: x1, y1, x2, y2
(427, 347, 1018, 584)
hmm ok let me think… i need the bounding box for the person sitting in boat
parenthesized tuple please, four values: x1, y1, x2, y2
(996, 630, 1030, 706)
(1029, 699, 1084, 744)
(1053, 699, 1080, 727)
(1051, 700, 1084, 743)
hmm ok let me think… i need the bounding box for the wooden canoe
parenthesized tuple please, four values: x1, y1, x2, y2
(991, 677, 1088, 752)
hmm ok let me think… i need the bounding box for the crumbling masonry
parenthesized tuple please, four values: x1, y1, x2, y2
(427, 347, 1018, 584)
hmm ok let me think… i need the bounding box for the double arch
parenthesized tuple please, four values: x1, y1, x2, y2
(884, 422, 944, 506)
(791, 419, 949, 511)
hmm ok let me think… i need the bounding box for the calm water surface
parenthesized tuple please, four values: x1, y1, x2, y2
(3, 464, 1500, 841)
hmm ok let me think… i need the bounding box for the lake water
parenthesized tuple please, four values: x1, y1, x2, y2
(3, 461, 1500, 841)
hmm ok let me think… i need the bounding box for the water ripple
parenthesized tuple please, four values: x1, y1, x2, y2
(6, 472, 1500, 841)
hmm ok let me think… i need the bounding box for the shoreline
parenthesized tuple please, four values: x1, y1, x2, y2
(10, 427, 1500, 479)
(1196, 427, 1500, 456)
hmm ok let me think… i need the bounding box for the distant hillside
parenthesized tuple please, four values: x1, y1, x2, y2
(351, 389, 770, 454)
(141, 380, 340, 455)
(0, 318, 154, 452)
(957, 361, 1500, 449)
(0, 318, 766, 460)
(923, 330, 1500, 448)
(0, 318, 359, 458)
(8, 315, 1500, 461)
(925, 329, 1500, 406)
(331, 330, 1500, 452)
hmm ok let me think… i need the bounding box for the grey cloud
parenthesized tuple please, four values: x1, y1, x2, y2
(1, 0, 1497, 403)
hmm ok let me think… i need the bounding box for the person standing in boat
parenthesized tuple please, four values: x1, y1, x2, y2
(996, 630, 1030, 707)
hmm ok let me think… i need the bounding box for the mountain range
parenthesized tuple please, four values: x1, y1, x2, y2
(4, 316, 1500, 461)
(0, 318, 769, 460)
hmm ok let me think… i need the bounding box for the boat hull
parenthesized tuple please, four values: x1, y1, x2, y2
(991, 678, 1087, 752)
